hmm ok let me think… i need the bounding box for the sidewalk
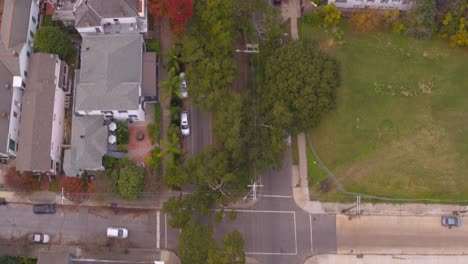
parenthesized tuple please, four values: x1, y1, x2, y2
(304, 254, 468, 264)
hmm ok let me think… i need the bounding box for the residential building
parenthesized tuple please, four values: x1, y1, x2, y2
(16, 53, 68, 174)
(74, 34, 145, 121)
(53, 0, 147, 35)
(63, 115, 108, 177)
(327, 0, 414, 10)
(0, 0, 42, 158)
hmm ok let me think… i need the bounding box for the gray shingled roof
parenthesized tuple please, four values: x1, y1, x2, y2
(142, 52, 156, 97)
(16, 53, 58, 172)
(63, 115, 108, 177)
(75, 34, 143, 112)
(75, 0, 140, 28)
(0, 63, 13, 155)
(0, 0, 32, 52)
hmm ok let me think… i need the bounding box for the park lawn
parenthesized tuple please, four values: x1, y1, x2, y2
(302, 22, 468, 201)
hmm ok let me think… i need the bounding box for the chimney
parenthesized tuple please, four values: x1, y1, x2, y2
(5, 84, 11, 91)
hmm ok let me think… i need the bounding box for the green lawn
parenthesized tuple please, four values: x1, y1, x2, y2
(302, 21, 468, 201)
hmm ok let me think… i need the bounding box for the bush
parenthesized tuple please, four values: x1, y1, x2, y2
(114, 159, 146, 200)
(116, 122, 129, 144)
(33, 26, 72, 59)
(349, 9, 383, 32)
(116, 144, 128, 153)
(303, 11, 322, 26)
(145, 147, 161, 173)
(320, 4, 341, 28)
(146, 40, 160, 53)
(147, 104, 161, 144)
(102, 155, 118, 171)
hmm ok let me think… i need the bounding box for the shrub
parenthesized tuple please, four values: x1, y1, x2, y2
(146, 40, 160, 53)
(116, 122, 129, 144)
(303, 11, 322, 26)
(147, 104, 161, 144)
(33, 26, 72, 59)
(320, 4, 341, 28)
(145, 147, 161, 173)
(114, 159, 146, 200)
(102, 155, 118, 171)
(349, 9, 383, 32)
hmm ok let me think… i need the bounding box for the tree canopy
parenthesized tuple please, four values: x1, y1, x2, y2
(148, 0, 194, 35)
(406, 0, 437, 39)
(262, 39, 340, 133)
(33, 26, 72, 59)
(179, 219, 216, 264)
(113, 159, 145, 200)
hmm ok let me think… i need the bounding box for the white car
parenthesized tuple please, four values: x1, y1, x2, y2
(107, 227, 128, 238)
(179, 72, 188, 98)
(180, 111, 190, 136)
(31, 233, 50, 244)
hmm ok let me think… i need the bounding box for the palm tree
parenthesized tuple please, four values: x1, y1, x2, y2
(159, 67, 182, 100)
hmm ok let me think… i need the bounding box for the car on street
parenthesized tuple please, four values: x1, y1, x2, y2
(441, 215, 462, 227)
(273, 0, 281, 5)
(179, 72, 188, 98)
(31, 233, 50, 244)
(107, 227, 128, 238)
(33, 204, 56, 214)
(180, 111, 190, 136)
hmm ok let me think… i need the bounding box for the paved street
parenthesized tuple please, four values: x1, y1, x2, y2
(337, 214, 468, 255)
(185, 104, 212, 157)
(0, 205, 179, 252)
(212, 148, 337, 264)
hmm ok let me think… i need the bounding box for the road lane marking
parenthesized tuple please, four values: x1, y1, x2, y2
(259, 194, 292, 198)
(71, 259, 153, 263)
(215, 209, 295, 214)
(165, 213, 167, 249)
(294, 211, 298, 255)
(156, 211, 160, 249)
(309, 214, 313, 254)
(245, 252, 298, 256)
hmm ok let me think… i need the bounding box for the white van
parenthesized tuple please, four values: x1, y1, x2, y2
(107, 227, 128, 238)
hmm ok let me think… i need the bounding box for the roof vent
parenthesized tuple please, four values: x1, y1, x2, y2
(5, 84, 11, 91)
(80, 135, 85, 139)
(86, 47, 90, 51)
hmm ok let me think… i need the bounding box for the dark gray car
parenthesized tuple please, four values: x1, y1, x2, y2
(33, 204, 56, 214)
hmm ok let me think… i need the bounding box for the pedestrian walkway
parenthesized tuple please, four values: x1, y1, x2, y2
(304, 254, 468, 264)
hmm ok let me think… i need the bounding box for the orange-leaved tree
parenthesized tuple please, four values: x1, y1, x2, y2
(148, 0, 194, 35)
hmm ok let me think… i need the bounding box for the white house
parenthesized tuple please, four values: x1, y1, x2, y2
(74, 34, 145, 122)
(53, 0, 147, 36)
(327, 0, 415, 10)
(0, 0, 42, 159)
(16, 53, 68, 174)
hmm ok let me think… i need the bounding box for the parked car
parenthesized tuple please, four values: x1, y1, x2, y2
(441, 215, 462, 227)
(180, 111, 190, 136)
(33, 204, 56, 214)
(179, 72, 188, 98)
(31, 233, 50, 244)
(107, 227, 128, 238)
(273, 0, 281, 5)
(0, 198, 7, 205)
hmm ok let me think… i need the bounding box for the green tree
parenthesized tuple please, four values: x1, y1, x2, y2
(114, 159, 145, 200)
(405, 0, 436, 39)
(159, 67, 182, 100)
(162, 196, 192, 228)
(33, 26, 72, 59)
(320, 4, 341, 28)
(263, 39, 340, 133)
(179, 220, 217, 264)
(207, 230, 245, 264)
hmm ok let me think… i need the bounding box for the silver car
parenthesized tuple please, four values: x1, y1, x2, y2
(441, 215, 462, 227)
(180, 111, 190, 136)
(179, 72, 188, 99)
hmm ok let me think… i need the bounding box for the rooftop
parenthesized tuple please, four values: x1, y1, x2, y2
(75, 34, 143, 112)
(16, 53, 58, 172)
(63, 115, 108, 177)
(0, 62, 13, 154)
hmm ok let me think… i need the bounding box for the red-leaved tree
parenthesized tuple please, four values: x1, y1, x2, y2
(148, 0, 194, 35)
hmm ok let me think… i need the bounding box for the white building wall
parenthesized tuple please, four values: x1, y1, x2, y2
(76, 109, 145, 121)
(7, 87, 23, 156)
(19, 0, 41, 82)
(50, 59, 67, 165)
(77, 26, 103, 34)
(328, 0, 414, 10)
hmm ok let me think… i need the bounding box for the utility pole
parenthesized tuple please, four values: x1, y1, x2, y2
(236, 43, 259, 54)
(243, 181, 264, 201)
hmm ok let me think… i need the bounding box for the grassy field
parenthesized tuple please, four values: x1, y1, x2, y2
(301, 21, 468, 201)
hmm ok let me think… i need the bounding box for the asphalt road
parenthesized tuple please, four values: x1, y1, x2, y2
(337, 214, 468, 255)
(0, 205, 179, 252)
(212, 148, 337, 264)
(185, 104, 212, 157)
